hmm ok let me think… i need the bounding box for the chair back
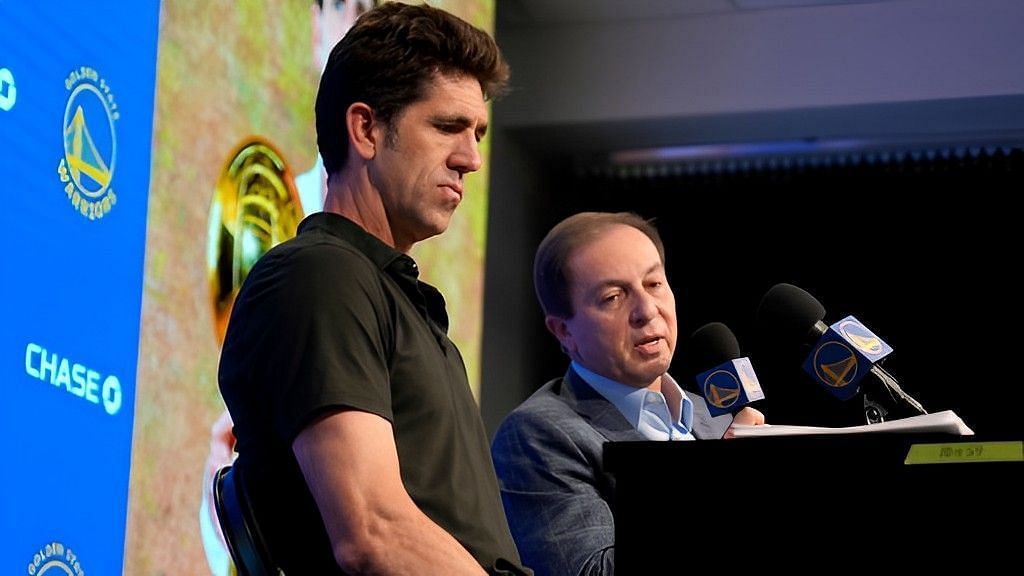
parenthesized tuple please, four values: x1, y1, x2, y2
(213, 464, 284, 576)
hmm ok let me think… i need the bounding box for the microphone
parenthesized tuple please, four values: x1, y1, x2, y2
(688, 322, 765, 417)
(755, 283, 926, 422)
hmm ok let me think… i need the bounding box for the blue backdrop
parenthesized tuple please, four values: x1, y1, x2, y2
(1, 2, 160, 574)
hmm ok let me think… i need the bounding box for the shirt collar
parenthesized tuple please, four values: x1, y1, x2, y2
(297, 212, 449, 333)
(572, 361, 693, 438)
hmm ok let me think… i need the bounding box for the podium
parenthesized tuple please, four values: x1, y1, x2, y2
(604, 434, 1022, 571)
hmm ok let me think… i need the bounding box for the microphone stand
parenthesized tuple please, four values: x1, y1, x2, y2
(870, 364, 928, 415)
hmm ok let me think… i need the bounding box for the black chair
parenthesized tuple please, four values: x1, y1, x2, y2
(212, 464, 285, 576)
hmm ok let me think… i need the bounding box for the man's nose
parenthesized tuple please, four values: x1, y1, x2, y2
(450, 134, 482, 175)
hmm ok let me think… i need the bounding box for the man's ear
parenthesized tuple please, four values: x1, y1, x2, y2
(346, 102, 378, 160)
(545, 315, 575, 356)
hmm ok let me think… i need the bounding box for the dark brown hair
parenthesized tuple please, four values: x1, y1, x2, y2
(315, 2, 510, 175)
(534, 212, 666, 319)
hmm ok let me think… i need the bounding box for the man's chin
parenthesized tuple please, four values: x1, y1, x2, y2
(628, 363, 671, 388)
(411, 217, 452, 244)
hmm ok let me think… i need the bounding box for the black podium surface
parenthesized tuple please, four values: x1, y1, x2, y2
(605, 434, 1022, 572)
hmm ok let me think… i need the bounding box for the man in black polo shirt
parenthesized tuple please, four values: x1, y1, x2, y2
(217, 4, 529, 574)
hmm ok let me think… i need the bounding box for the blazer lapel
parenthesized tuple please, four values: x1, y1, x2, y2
(560, 367, 646, 443)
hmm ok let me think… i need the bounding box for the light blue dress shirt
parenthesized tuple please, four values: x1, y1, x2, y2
(572, 361, 695, 441)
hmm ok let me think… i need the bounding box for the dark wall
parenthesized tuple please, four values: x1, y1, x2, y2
(520, 146, 1022, 436)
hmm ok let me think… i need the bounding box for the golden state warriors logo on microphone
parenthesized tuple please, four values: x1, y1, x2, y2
(837, 318, 884, 356)
(56, 66, 119, 220)
(812, 340, 858, 389)
(802, 316, 889, 400)
(699, 356, 764, 417)
(702, 369, 741, 410)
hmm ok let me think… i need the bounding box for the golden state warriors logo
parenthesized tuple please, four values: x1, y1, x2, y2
(24, 541, 86, 575)
(702, 369, 741, 409)
(837, 319, 884, 355)
(813, 340, 859, 388)
(56, 66, 119, 220)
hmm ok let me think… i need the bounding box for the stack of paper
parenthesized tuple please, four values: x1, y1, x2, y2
(730, 409, 974, 437)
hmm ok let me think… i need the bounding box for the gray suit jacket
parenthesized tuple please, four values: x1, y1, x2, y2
(490, 367, 734, 576)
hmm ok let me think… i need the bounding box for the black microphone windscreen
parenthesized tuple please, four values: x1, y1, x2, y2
(755, 283, 827, 346)
(689, 322, 742, 374)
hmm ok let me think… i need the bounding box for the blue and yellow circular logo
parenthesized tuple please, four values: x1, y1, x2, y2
(812, 340, 859, 388)
(702, 369, 741, 409)
(56, 66, 119, 220)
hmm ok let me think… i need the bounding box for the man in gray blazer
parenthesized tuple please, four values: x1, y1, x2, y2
(491, 212, 764, 576)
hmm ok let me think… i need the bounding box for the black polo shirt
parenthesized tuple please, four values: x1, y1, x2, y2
(219, 212, 525, 574)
